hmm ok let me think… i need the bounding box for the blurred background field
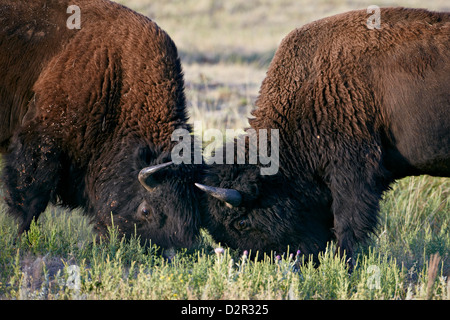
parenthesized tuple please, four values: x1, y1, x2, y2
(0, 0, 449, 300)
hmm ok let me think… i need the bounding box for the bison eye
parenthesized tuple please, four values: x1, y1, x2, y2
(137, 201, 152, 220)
(142, 207, 150, 216)
(234, 218, 249, 231)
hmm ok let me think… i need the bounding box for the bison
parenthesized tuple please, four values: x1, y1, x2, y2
(0, 0, 202, 250)
(196, 8, 450, 263)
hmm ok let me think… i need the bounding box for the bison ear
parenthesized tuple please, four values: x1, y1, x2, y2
(139, 161, 173, 192)
(194, 183, 242, 208)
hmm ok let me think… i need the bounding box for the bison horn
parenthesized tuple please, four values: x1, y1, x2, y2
(195, 183, 242, 208)
(139, 161, 173, 192)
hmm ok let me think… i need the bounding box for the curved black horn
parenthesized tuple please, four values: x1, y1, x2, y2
(195, 183, 242, 208)
(139, 161, 173, 192)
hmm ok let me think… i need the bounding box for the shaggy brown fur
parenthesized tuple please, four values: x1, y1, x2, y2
(200, 8, 450, 262)
(0, 0, 202, 249)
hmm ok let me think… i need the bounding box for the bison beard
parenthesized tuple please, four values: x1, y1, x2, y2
(197, 8, 450, 264)
(0, 0, 202, 249)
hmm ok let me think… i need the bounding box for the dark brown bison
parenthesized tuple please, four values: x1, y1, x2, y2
(196, 8, 450, 263)
(0, 0, 202, 250)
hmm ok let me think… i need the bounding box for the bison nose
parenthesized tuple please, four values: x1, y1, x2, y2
(138, 161, 173, 192)
(194, 183, 242, 208)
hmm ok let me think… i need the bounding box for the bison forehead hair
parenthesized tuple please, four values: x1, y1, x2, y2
(197, 7, 450, 262)
(1, 0, 202, 249)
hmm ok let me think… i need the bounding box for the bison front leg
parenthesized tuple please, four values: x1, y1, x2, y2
(326, 142, 391, 263)
(2, 128, 62, 235)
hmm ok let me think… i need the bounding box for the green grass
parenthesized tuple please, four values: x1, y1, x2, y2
(0, 176, 449, 300)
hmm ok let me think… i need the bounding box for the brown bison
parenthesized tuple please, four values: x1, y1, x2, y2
(196, 8, 450, 263)
(0, 0, 202, 250)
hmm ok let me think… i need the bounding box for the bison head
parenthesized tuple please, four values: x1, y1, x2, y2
(91, 144, 203, 252)
(197, 163, 334, 262)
